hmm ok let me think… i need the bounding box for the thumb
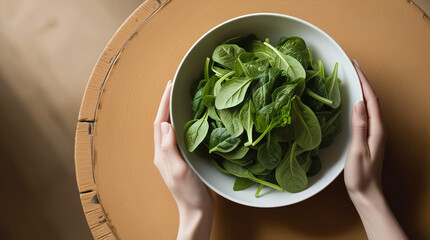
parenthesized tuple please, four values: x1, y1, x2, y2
(351, 101, 368, 148)
(160, 122, 181, 159)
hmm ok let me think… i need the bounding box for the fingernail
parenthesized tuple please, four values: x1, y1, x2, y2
(354, 101, 365, 115)
(161, 122, 170, 136)
(352, 59, 360, 68)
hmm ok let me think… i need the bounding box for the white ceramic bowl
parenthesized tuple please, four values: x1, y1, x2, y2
(170, 13, 362, 208)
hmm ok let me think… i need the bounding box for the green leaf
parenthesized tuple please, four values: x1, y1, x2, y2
(213, 71, 235, 96)
(239, 98, 255, 146)
(212, 44, 245, 69)
(251, 68, 282, 111)
(212, 62, 232, 78)
(233, 177, 255, 191)
(223, 161, 283, 191)
(209, 128, 241, 153)
(184, 112, 209, 152)
(263, 42, 306, 81)
(257, 139, 282, 170)
(218, 106, 244, 137)
(204, 57, 210, 80)
(223, 160, 250, 178)
(297, 151, 312, 173)
(275, 142, 308, 192)
(223, 35, 246, 44)
(274, 36, 307, 52)
(191, 87, 205, 119)
(215, 77, 253, 109)
(273, 125, 294, 143)
(252, 101, 292, 146)
(307, 156, 322, 177)
(325, 63, 341, 108)
(291, 96, 322, 150)
(234, 52, 255, 77)
(215, 145, 249, 160)
(247, 161, 268, 175)
(275, 36, 308, 69)
(254, 103, 274, 133)
(202, 75, 219, 104)
(271, 84, 296, 110)
(207, 105, 220, 121)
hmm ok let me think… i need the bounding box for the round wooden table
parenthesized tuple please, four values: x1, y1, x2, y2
(75, 0, 430, 239)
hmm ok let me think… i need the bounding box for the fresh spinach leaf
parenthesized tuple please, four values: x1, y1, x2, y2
(209, 128, 241, 153)
(297, 151, 312, 173)
(291, 96, 322, 150)
(307, 156, 322, 177)
(275, 142, 308, 192)
(263, 42, 306, 81)
(223, 161, 283, 191)
(251, 68, 282, 111)
(325, 63, 341, 108)
(234, 52, 255, 77)
(191, 87, 205, 119)
(184, 112, 209, 152)
(217, 106, 244, 137)
(213, 71, 235, 96)
(215, 77, 254, 109)
(212, 44, 245, 69)
(215, 145, 249, 160)
(233, 177, 255, 191)
(239, 98, 255, 146)
(257, 137, 282, 170)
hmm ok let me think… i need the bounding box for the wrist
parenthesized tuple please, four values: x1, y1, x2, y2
(348, 185, 388, 212)
(177, 205, 214, 240)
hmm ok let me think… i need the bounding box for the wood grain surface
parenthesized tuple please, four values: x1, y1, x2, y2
(76, 0, 430, 239)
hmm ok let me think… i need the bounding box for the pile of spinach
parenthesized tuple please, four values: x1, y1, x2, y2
(184, 35, 342, 197)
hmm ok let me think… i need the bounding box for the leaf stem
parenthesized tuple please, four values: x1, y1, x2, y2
(204, 57, 210, 80)
(305, 88, 333, 106)
(255, 184, 264, 198)
(252, 127, 271, 146)
(248, 172, 283, 191)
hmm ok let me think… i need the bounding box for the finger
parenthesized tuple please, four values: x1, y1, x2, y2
(352, 60, 385, 145)
(154, 80, 172, 125)
(154, 81, 172, 147)
(352, 60, 382, 120)
(350, 101, 369, 152)
(160, 122, 186, 169)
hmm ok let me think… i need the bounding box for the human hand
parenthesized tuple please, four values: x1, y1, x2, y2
(153, 80, 214, 240)
(344, 60, 387, 200)
(344, 60, 407, 240)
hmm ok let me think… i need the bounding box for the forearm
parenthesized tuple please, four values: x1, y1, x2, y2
(177, 206, 214, 240)
(349, 189, 408, 240)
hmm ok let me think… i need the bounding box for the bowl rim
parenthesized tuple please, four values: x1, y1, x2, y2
(170, 12, 361, 208)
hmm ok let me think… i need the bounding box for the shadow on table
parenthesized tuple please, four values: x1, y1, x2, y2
(212, 175, 362, 240)
(383, 130, 428, 240)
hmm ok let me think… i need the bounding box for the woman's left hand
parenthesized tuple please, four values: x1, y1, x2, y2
(153, 80, 214, 240)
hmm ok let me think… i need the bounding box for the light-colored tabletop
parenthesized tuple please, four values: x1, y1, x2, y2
(75, 0, 430, 239)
